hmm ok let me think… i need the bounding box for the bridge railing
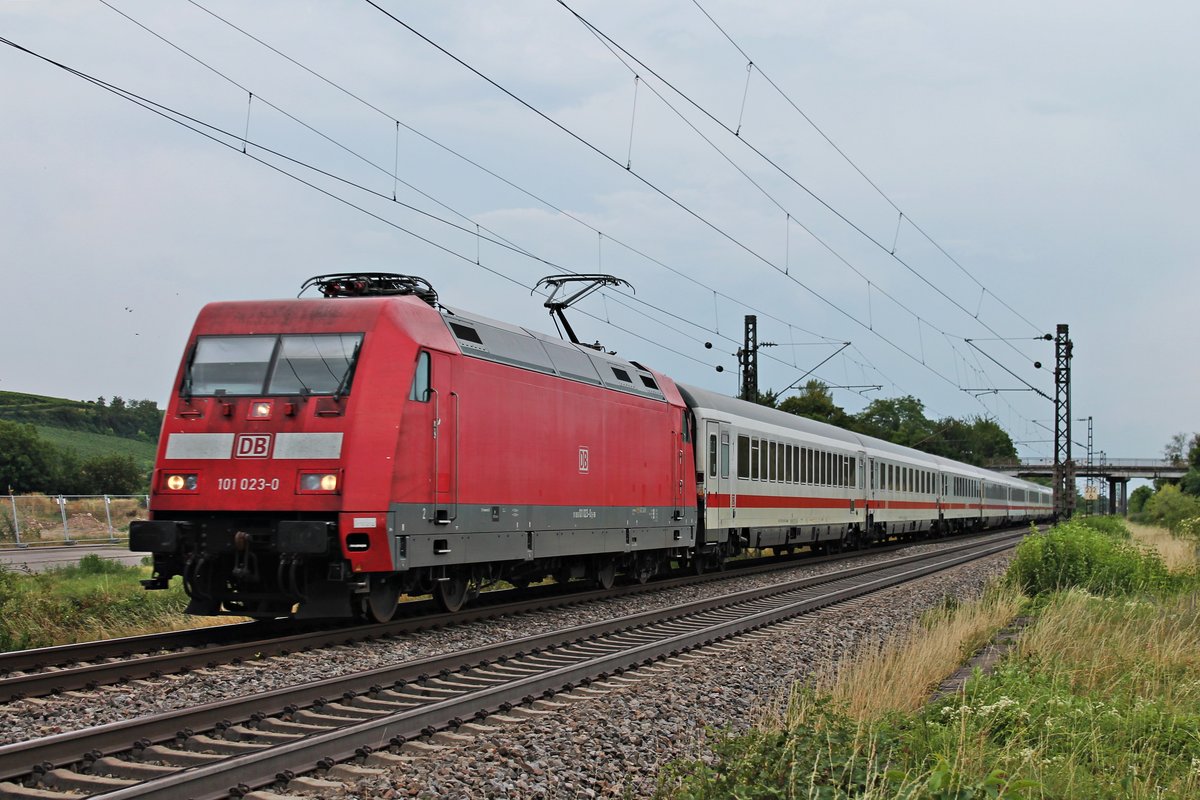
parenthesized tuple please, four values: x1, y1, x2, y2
(988, 458, 1184, 470)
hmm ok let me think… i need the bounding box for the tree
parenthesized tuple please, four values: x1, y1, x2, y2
(0, 421, 56, 493)
(778, 381, 851, 428)
(1163, 432, 1200, 466)
(1180, 469, 1200, 497)
(79, 454, 146, 495)
(854, 395, 936, 449)
(943, 416, 1018, 466)
(1128, 485, 1152, 514)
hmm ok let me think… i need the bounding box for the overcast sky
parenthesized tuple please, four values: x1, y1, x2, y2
(2, 0, 1197, 466)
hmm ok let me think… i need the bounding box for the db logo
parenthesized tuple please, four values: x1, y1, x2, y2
(235, 434, 272, 459)
(578, 447, 589, 473)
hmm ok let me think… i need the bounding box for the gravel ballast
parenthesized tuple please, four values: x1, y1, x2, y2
(0, 543, 1012, 798)
(343, 552, 1013, 799)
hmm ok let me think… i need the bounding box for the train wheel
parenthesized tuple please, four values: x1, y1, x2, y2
(631, 554, 656, 584)
(593, 557, 616, 590)
(435, 573, 469, 613)
(363, 574, 401, 623)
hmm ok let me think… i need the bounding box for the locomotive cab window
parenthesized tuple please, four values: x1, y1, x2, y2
(409, 351, 431, 402)
(186, 333, 363, 397)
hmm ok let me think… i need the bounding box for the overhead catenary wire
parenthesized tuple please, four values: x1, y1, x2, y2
(360, 0, 991, 399)
(1, 30, 878, 396)
(554, 0, 1047, 373)
(183, 0, 844, 348)
(12, 9, 1041, 439)
(688, 0, 1042, 336)
(92, 2, 857, 381)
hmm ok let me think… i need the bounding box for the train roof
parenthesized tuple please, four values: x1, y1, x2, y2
(678, 383, 1048, 492)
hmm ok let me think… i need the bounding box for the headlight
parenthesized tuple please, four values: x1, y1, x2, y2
(298, 472, 339, 493)
(164, 473, 198, 491)
(248, 400, 273, 419)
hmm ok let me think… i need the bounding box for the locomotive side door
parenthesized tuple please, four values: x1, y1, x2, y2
(429, 351, 458, 523)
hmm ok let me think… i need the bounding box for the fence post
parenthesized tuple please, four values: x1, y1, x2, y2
(104, 495, 117, 543)
(8, 495, 23, 548)
(57, 495, 73, 544)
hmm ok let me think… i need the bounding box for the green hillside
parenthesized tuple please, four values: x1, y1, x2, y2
(0, 391, 160, 435)
(34, 426, 158, 470)
(0, 391, 162, 470)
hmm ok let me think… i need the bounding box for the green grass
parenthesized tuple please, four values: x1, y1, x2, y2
(34, 425, 157, 471)
(0, 554, 200, 650)
(658, 521, 1200, 800)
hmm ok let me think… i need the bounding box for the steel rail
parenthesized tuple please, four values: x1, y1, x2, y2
(0, 532, 1022, 794)
(99, 535, 1019, 800)
(0, 529, 1016, 699)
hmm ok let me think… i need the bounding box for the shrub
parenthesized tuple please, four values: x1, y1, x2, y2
(1140, 484, 1200, 533)
(1072, 515, 1130, 539)
(1008, 520, 1171, 596)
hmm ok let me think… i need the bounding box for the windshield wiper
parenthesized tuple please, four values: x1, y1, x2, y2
(333, 340, 363, 401)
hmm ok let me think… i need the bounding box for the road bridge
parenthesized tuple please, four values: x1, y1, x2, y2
(987, 458, 1187, 515)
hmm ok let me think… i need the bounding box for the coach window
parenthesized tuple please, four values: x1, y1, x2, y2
(760, 440, 769, 482)
(784, 444, 793, 483)
(737, 435, 750, 479)
(768, 441, 778, 482)
(750, 439, 760, 480)
(720, 433, 730, 479)
(408, 351, 431, 402)
(708, 433, 718, 478)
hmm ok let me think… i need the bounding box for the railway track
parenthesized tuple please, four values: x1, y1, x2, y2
(0, 531, 1023, 800)
(0, 530, 1019, 701)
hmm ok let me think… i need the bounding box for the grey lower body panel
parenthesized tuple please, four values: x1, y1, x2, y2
(388, 502, 696, 570)
(749, 524, 849, 549)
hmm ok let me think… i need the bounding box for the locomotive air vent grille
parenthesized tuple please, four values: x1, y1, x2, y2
(449, 322, 487, 350)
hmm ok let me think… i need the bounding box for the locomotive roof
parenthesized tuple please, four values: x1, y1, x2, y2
(440, 306, 674, 403)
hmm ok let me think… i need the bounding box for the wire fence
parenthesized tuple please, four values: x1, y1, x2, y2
(1, 495, 148, 548)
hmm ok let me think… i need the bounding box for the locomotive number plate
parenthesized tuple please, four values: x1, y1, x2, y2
(217, 477, 281, 491)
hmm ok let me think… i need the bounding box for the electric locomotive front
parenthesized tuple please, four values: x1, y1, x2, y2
(131, 275, 445, 619)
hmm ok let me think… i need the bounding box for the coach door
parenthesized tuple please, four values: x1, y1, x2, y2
(856, 451, 868, 518)
(867, 457, 877, 515)
(429, 352, 458, 523)
(703, 421, 731, 543)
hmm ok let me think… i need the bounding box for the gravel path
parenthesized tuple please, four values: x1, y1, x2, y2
(0, 541, 1010, 781)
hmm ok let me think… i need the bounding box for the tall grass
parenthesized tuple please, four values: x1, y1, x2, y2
(661, 519, 1200, 799)
(0, 555, 233, 651)
(818, 587, 1025, 719)
(1129, 522, 1200, 572)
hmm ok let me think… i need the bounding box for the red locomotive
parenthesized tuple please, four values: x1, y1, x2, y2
(131, 274, 696, 620)
(131, 273, 1051, 621)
